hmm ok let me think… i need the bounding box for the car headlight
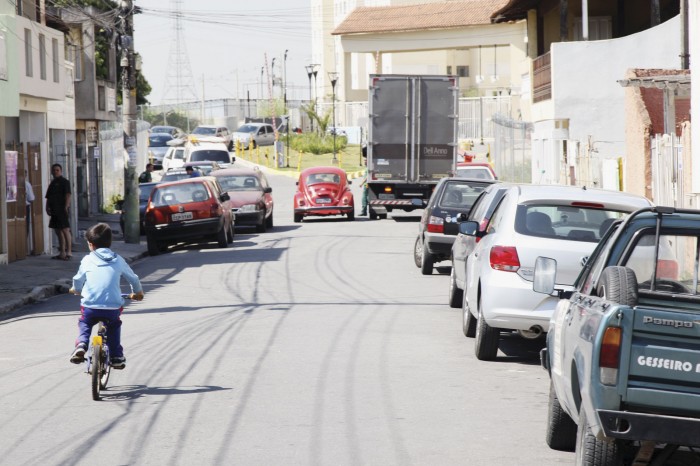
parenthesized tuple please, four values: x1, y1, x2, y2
(238, 204, 258, 212)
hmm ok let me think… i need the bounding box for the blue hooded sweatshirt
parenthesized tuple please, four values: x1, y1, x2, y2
(72, 248, 143, 309)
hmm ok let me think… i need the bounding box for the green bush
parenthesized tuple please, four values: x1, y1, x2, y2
(289, 133, 347, 155)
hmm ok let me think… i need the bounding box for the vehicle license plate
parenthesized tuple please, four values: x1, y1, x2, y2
(316, 198, 332, 204)
(378, 193, 395, 200)
(171, 212, 193, 221)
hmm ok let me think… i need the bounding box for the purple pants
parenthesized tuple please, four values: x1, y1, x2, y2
(76, 306, 124, 358)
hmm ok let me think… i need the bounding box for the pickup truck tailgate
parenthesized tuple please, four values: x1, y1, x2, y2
(623, 306, 700, 415)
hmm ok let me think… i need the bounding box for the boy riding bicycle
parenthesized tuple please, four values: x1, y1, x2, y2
(69, 223, 144, 369)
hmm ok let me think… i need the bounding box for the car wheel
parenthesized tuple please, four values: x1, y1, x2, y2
(420, 241, 434, 275)
(369, 208, 378, 220)
(575, 405, 620, 465)
(474, 299, 499, 360)
(379, 213, 388, 220)
(216, 225, 228, 248)
(597, 266, 638, 306)
(265, 212, 273, 229)
(347, 210, 355, 221)
(146, 234, 160, 256)
(251, 140, 257, 149)
(448, 266, 463, 308)
(227, 222, 234, 244)
(294, 213, 303, 223)
(462, 287, 476, 338)
(413, 237, 423, 268)
(546, 381, 577, 451)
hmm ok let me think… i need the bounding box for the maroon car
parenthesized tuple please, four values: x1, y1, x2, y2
(143, 176, 234, 255)
(293, 166, 354, 222)
(211, 168, 274, 233)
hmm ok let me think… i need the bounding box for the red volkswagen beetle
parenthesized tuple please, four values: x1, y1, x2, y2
(294, 166, 354, 222)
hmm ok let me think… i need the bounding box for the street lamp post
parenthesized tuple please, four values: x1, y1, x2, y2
(271, 57, 276, 98)
(305, 64, 319, 132)
(260, 66, 264, 100)
(283, 49, 288, 111)
(328, 71, 339, 164)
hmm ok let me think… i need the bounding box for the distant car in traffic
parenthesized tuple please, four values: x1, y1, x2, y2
(147, 133, 175, 169)
(455, 162, 497, 180)
(294, 166, 354, 222)
(162, 145, 186, 172)
(150, 125, 185, 139)
(232, 123, 275, 149)
(414, 177, 496, 275)
(185, 141, 232, 168)
(191, 125, 233, 151)
(211, 168, 274, 233)
(144, 177, 234, 255)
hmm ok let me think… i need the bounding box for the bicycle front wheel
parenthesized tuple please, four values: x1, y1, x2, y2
(91, 345, 102, 401)
(100, 347, 111, 390)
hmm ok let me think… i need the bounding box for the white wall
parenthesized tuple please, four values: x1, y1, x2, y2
(16, 16, 65, 102)
(548, 15, 681, 160)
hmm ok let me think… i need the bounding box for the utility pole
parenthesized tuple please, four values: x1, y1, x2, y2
(121, 0, 139, 243)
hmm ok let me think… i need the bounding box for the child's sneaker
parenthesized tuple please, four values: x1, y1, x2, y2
(70, 344, 87, 364)
(110, 356, 126, 370)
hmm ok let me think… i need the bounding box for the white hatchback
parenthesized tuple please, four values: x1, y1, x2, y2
(461, 184, 652, 360)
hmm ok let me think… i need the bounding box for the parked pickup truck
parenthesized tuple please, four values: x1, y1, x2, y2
(536, 206, 700, 465)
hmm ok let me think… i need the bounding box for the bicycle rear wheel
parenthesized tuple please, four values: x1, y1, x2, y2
(91, 345, 102, 401)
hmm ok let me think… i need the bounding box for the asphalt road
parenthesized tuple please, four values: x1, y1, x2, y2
(0, 170, 572, 465)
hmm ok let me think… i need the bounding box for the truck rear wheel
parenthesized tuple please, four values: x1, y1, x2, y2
(546, 382, 576, 451)
(369, 208, 378, 220)
(597, 266, 638, 306)
(575, 406, 620, 466)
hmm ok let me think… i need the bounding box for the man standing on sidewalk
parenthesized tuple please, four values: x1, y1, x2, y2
(45, 163, 72, 260)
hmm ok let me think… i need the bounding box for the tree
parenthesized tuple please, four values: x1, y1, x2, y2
(301, 101, 332, 134)
(141, 108, 197, 131)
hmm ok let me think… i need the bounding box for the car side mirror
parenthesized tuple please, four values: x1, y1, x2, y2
(264, 187, 272, 193)
(458, 220, 479, 236)
(220, 192, 230, 202)
(533, 257, 557, 295)
(231, 156, 236, 162)
(296, 181, 299, 186)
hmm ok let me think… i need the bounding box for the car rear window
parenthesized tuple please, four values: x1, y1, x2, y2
(514, 204, 629, 242)
(306, 173, 341, 185)
(152, 183, 211, 206)
(217, 175, 261, 191)
(149, 134, 172, 146)
(193, 127, 216, 135)
(455, 167, 494, 180)
(189, 150, 230, 163)
(160, 171, 190, 182)
(438, 182, 488, 209)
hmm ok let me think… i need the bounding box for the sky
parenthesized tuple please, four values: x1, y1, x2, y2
(133, 0, 313, 106)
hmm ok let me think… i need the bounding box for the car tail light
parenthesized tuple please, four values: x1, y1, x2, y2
(656, 259, 679, 280)
(599, 327, 621, 385)
(489, 246, 520, 272)
(146, 206, 167, 225)
(427, 216, 444, 233)
(209, 202, 219, 218)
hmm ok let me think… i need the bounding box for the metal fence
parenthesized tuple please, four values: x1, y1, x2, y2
(491, 113, 533, 183)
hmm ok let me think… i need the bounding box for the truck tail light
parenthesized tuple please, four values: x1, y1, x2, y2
(427, 216, 444, 233)
(599, 327, 621, 385)
(384, 186, 393, 194)
(490, 246, 520, 272)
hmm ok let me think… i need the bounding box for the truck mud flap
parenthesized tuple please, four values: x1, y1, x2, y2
(598, 409, 700, 447)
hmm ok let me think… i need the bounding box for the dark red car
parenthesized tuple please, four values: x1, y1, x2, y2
(211, 168, 274, 233)
(293, 166, 354, 222)
(144, 177, 234, 255)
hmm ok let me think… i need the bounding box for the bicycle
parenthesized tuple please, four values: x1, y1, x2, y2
(82, 293, 137, 401)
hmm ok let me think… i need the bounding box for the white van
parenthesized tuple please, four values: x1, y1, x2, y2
(185, 141, 233, 169)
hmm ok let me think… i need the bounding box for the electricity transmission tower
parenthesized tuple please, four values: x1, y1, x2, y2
(161, 0, 198, 106)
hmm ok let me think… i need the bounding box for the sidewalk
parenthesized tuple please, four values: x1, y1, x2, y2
(0, 213, 147, 316)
